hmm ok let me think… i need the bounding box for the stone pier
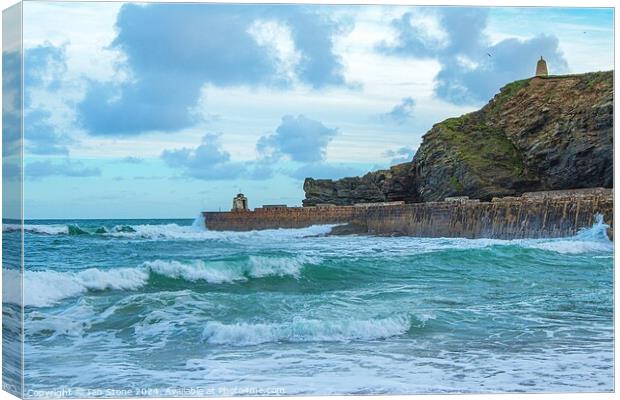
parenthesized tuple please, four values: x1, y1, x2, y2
(202, 189, 613, 240)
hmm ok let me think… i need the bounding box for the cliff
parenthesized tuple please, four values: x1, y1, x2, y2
(303, 162, 418, 206)
(303, 71, 613, 206)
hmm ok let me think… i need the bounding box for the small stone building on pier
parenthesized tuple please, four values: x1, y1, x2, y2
(231, 193, 249, 212)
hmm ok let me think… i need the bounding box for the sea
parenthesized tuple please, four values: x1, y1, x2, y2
(2, 215, 614, 396)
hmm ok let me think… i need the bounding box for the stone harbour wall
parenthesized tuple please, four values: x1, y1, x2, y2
(364, 192, 613, 239)
(203, 189, 613, 239)
(203, 205, 368, 231)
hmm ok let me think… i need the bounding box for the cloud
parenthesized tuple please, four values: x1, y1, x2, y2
(25, 109, 73, 155)
(3, 50, 21, 158)
(78, 3, 349, 135)
(26, 160, 101, 179)
(120, 156, 143, 164)
(379, 7, 568, 104)
(161, 133, 276, 181)
(22, 43, 76, 155)
(377, 11, 445, 58)
(381, 97, 415, 125)
(25, 42, 68, 95)
(288, 162, 365, 181)
(437, 7, 489, 56)
(378, 9, 489, 61)
(384, 146, 415, 164)
(435, 35, 568, 104)
(270, 6, 348, 88)
(161, 134, 246, 180)
(162, 115, 339, 181)
(257, 115, 337, 163)
(2, 162, 20, 182)
(244, 159, 275, 180)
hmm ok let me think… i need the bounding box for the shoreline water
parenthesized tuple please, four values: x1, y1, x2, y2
(3, 215, 613, 395)
(4, 215, 613, 308)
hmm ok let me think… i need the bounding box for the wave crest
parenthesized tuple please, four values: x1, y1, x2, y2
(9, 254, 317, 307)
(7, 224, 69, 235)
(144, 255, 317, 283)
(525, 239, 612, 254)
(144, 260, 243, 284)
(524, 214, 612, 254)
(9, 268, 149, 307)
(202, 315, 412, 346)
(17, 222, 337, 241)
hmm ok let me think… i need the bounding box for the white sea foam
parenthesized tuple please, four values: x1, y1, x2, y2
(7, 254, 317, 307)
(202, 315, 412, 346)
(524, 239, 612, 254)
(3, 269, 23, 306)
(191, 214, 206, 230)
(144, 255, 317, 283)
(26, 314, 87, 337)
(7, 224, 69, 235)
(10, 268, 149, 307)
(144, 260, 245, 284)
(409, 214, 613, 255)
(11, 218, 337, 242)
(247, 255, 314, 278)
(2, 223, 20, 232)
(25, 304, 96, 338)
(107, 223, 207, 240)
(75, 268, 149, 290)
(521, 214, 612, 254)
(106, 223, 337, 241)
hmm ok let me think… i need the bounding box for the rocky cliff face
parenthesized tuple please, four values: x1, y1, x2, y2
(303, 71, 613, 205)
(303, 162, 417, 206)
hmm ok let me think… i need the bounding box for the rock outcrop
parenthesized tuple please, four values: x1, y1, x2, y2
(303, 71, 613, 205)
(303, 162, 417, 206)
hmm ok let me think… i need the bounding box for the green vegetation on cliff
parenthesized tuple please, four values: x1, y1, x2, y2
(422, 115, 525, 175)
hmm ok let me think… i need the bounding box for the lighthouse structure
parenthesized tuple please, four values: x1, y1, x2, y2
(231, 193, 249, 212)
(535, 56, 548, 77)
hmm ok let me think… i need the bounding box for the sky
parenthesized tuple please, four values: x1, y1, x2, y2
(5, 2, 614, 219)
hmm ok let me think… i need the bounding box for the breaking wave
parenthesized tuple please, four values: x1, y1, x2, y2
(144, 255, 315, 283)
(6, 223, 137, 236)
(16, 222, 336, 241)
(398, 214, 613, 255)
(522, 214, 612, 254)
(4, 224, 69, 235)
(524, 239, 612, 254)
(25, 307, 96, 338)
(201, 315, 413, 346)
(105, 223, 337, 241)
(5, 268, 148, 308)
(10, 255, 320, 307)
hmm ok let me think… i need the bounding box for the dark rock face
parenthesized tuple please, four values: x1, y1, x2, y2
(303, 71, 613, 205)
(302, 162, 417, 206)
(413, 111, 538, 202)
(492, 73, 613, 192)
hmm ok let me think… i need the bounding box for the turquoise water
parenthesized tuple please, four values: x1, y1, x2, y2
(3, 217, 614, 396)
